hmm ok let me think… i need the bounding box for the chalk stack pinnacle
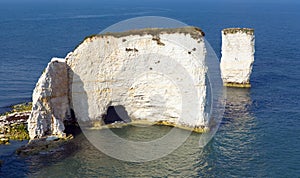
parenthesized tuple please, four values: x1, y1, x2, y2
(220, 28, 255, 88)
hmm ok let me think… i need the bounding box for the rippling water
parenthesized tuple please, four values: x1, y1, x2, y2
(0, 1, 299, 177)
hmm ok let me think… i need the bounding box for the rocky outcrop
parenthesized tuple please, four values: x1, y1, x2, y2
(67, 27, 207, 130)
(16, 134, 74, 156)
(0, 103, 31, 144)
(220, 28, 255, 87)
(27, 27, 208, 139)
(0, 111, 30, 129)
(27, 58, 69, 139)
(0, 112, 29, 144)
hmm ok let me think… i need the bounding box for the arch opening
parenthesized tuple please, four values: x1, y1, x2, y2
(103, 105, 131, 124)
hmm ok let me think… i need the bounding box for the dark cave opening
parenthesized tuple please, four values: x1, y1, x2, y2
(103, 105, 131, 124)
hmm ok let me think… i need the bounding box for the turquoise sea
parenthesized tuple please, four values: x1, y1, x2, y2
(0, 0, 299, 177)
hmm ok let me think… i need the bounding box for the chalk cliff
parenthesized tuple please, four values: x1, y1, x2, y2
(67, 27, 207, 129)
(28, 27, 208, 139)
(220, 28, 255, 87)
(28, 58, 69, 139)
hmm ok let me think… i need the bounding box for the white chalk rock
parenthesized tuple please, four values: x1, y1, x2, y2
(67, 27, 208, 129)
(28, 27, 209, 139)
(27, 58, 69, 139)
(220, 28, 255, 87)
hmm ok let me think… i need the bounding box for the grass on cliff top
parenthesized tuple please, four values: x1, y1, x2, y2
(1, 102, 32, 116)
(223, 28, 254, 35)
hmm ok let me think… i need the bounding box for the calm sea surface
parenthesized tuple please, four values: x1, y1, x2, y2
(0, 1, 299, 177)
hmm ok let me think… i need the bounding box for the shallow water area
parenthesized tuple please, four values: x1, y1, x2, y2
(0, 0, 299, 177)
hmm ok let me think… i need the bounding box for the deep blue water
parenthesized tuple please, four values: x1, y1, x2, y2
(0, 1, 299, 177)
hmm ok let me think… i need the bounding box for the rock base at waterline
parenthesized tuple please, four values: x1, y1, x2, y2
(81, 120, 210, 133)
(16, 135, 74, 156)
(0, 103, 31, 144)
(220, 28, 255, 87)
(223, 82, 251, 88)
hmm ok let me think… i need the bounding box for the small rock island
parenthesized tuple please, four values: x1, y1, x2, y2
(220, 28, 255, 87)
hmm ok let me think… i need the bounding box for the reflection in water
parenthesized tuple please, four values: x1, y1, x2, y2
(24, 128, 205, 177)
(202, 87, 263, 177)
(224, 87, 253, 119)
(1, 88, 263, 177)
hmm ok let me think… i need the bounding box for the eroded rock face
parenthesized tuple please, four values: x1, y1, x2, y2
(220, 28, 255, 87)
(28, 27, 208, 139)
(67, 27, 207, 129)
(28, 58, 69, 139)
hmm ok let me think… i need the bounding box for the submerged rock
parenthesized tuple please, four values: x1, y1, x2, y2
(16, 135, 73, 156)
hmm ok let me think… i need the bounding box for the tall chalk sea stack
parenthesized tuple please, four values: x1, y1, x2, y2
(27, 58, 69, 139)
(28, 27, 209, 140)
(220, 28, 255, 87)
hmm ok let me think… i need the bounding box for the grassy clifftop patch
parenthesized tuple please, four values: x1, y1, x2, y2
(223, 28, 254, 35)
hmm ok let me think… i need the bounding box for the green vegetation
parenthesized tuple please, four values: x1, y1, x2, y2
(8, 123, 30, 140)
(72, 27, 206, 52)
(73, 34, 98, 51)
(1, 102, 32, 116)
(0, 102, 31, 144)
(11, 102, 32, 113)
(223, 28, 254, 35)
(0, 123, 30, 144)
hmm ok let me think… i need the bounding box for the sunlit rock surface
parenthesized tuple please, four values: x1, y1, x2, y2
(220, 28, 255, 87)
(28, 27, 208, 139)
(28, 58, 69, 139)
(67, 27, 207, 129)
